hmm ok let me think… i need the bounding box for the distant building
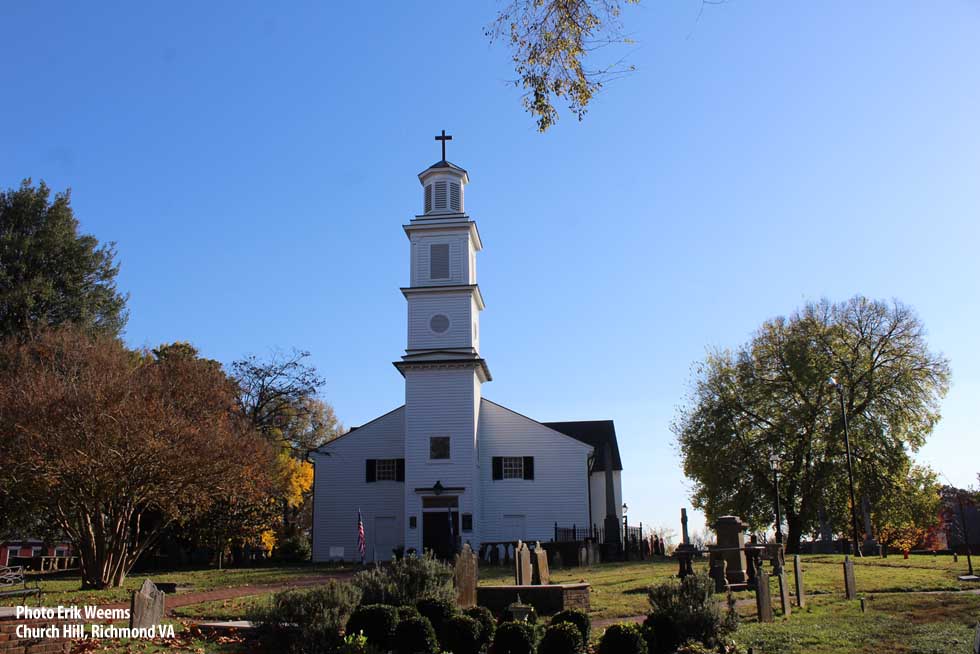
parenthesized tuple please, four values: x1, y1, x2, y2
(0, 539, 72, 569)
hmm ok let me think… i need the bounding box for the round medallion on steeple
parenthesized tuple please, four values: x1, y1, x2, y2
(419, 130, 469, 215)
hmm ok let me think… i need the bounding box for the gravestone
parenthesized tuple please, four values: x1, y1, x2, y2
(515, 541, 532, 585)
(589, 542, 601, 566)
(532, 542, 550, 585)
(843, 556, 857, 600)
(755, 568, 773, 623)
(793, 554, 806, 608)
(777, 570, 791, 616)
(130, 579, 166, 630)
(553, 550, 563, 569)
(578, 544, 588, 567)
(710, 558, 729, 593)
(713, 516, 749, 584)
(455, 543, 478, 607)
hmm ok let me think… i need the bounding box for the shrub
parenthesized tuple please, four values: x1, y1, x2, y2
(645, 573, 727, 654)
(397, 605, 422, 622)
(415, 597, 457, 642)
(393, 616, 439, 654)
(345, 604, 398, 649)
(550, 609, 589, 644)
(276, 532, 312, 563)
(598, 623, 648, 654)
(537, 622, 583, 654)
(354, 551, 454, 606)
(337, 632, 382, 654)
(464, 605, 496, 647)
(249, 580, 360, 654)
(494, 621, 536, 654)
(441, 614, 483, 654)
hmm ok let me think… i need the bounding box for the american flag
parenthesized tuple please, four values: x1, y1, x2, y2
(356, 509, 366, 563)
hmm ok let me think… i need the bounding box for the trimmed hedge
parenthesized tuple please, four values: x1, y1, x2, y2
(538, 622, 584, 654)
(598, 623, 648, 654)
(441, 614, 483, 654)
(248, 580, 360, 654)
(464, 605, 496, 647)
(393, 616, 439, 654)
(345, 604, 398, 649)
(494, 620, 536, 654)
(550, 609, 590, 645)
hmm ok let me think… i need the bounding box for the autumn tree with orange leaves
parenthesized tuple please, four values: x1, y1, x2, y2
(0, 327, 280, 588)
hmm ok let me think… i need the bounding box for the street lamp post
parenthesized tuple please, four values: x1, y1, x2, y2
(829, 376, 863, 557)
(769, 454, 783, 545)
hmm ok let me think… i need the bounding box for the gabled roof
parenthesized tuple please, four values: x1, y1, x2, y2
(543, 420, 623, 472)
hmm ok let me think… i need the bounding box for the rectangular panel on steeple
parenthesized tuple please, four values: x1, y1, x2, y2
(430, 243, 450, 280)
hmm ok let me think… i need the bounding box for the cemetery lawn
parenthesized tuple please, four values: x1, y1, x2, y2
(171, 595, 270, 621)
(479, 555, 978, 621)
(0, 563, 348, 608)
(733, 592, 980, 654)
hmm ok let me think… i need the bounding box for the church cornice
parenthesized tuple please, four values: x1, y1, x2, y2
(403, 219, 483, 251)
(393, 357, 492, 383)
(400, 284, 485, 311)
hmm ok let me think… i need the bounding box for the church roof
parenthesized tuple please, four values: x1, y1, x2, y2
(543, 420, 623, 472)
(421, 160, 468, 175)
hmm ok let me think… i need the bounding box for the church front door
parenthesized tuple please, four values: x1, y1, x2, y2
(421, 497, 460, 559)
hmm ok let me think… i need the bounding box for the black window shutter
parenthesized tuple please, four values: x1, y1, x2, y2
(523, 456, 534, 480)
(365, 459, 376, 483)
(492, 457, 503, 480)
(396, 458, 405, 482)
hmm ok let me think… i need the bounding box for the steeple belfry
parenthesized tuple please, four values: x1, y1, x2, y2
(419, 131, 469, 215)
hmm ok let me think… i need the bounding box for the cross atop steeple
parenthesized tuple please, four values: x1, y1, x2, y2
(434, 130, 453, 161)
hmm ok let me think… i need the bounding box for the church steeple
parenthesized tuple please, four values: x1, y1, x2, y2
(419, 130, 468, 215)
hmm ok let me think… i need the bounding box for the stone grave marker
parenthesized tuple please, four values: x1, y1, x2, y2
(130, 579, 166, 630)
(515, 541, 532, 585)
(553, 550, 563, 569)
(532, 542, 550, 585)
(588, 541, 601, 566)
(755, 568, 773, 623)
(710, 558, 729, 593)
(578, 544, 587, 567)
(777, 570, 792, 617)
(454, 543, 478, 608)
(793, 554, 805, 608)
(843, 556, 857, 600)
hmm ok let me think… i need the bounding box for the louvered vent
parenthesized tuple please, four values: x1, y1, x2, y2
(434, 181, 448, 210)
(424, 184, 432, 213)
(430, 243, 450, 279)
(430, 314, 450, 333)
(449, 182, 461, 212)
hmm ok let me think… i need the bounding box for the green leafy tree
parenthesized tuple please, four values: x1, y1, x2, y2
(873, 463, 941, 552)
(674, 297, 950, 552)
(0, 179, 127, 339)
(488, 0, 639, 132)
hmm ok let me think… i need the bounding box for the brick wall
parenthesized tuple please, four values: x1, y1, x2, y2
(476, 583, 591, 616)
(0, 621, 72, 654)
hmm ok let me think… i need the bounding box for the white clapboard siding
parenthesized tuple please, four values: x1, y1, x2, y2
(403, 367, 481, 552)
(478, 399, 593, 544)
(407, 292, 474, 350)
(589, 470, 623, 525)
(410, 232, 475, 287)
(312, 406, 406, 562)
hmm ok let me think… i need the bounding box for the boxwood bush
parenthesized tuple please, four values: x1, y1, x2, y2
(464, 605, 496, 647)
(537, 621, 584, 654)
(549, 609, 590, 644)
(415, 597, 457, 639)
(441, 614, 483, 654)
(393, 616, 439, 654)
(494, 620, 536, 654)
(345, 604, 398, 649)
(598, 623, 648, 654)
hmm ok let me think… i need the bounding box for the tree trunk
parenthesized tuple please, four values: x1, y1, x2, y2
(786, 512, 804, 554)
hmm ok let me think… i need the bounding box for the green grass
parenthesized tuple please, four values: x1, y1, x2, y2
(734, 593, 980, 654)
(0, 563, 348, 608)
(171, 594, 271, 621)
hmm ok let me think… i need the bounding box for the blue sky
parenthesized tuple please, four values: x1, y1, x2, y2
(2, 1, 978, 537)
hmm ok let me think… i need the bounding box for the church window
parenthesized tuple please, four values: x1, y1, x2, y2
(502, 457, 524, 479)
(449, 182, 461, 212)
(492, 456, 535, 480)
(366, 458, 405, 482)
(461, 514, 473, 532)
(430, 243, 450, 279)
(424, 184, 432, 213)
(430, 314, 450, 333)
(429, 436, 450, 460)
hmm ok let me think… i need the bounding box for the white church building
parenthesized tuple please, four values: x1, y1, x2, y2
(311, 139, 624, 562)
